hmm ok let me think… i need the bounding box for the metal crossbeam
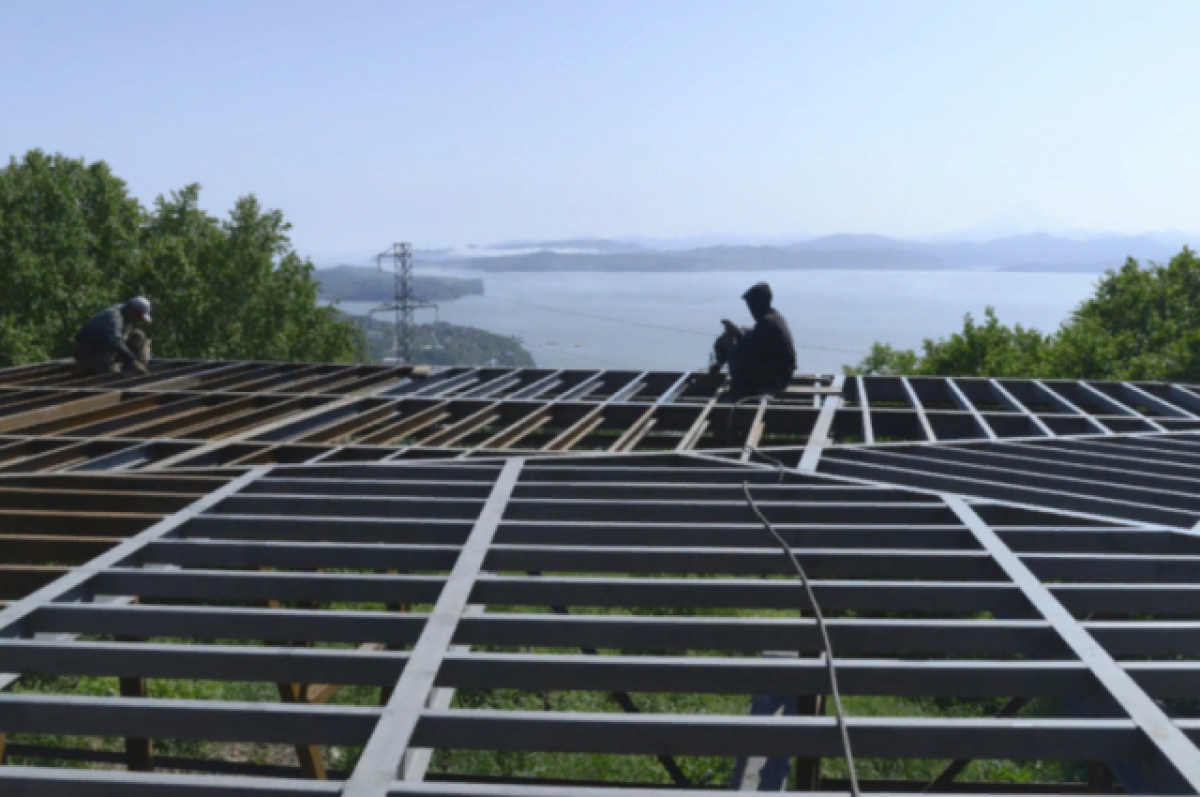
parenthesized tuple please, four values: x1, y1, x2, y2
(947, 495, 1200, 792)
(6, 361, 1200, 793)
(344, 458, 524, 797)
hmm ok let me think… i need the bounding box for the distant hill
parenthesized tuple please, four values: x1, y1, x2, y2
(488, 237, 648, 254)
(790, 232, 1178, 271)
(435, 233, 1185, 273)
(441, 245, 947, 273)
(342, 313, 535, 367)
(316, 265, 484, 302)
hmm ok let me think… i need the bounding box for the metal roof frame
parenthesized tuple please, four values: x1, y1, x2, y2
(3, 361, 1200, 793)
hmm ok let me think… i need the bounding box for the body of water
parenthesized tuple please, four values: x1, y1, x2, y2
(334, 269, 1101, 373)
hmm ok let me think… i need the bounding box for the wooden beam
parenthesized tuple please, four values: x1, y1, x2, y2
(543, 407, 605, 452)
(480, 407, 551, 450)
(609, 408, 656, 453)
(359, 404, 449, 446)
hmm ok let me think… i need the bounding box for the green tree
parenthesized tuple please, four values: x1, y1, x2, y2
(842, 342, 920, 376)
(135, 186, 362, 362)
(0, 150, 142, 364)
(917, 307, 1050, 377)
(1049, 250, 1200, 380)
(844, 248, 1200, 381)
(0, 150, 361, 367)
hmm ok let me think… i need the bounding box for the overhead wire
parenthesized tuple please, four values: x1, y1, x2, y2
(478, 294, 870, 357)
(527, 346, 634, 370)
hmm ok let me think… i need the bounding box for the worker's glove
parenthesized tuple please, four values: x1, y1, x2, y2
(720, 319, 741, 337)
(130, 362, 150, 377)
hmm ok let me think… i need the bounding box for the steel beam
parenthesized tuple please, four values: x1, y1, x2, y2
(343, 458, 524, 797)
(947, 496, 1200, 792)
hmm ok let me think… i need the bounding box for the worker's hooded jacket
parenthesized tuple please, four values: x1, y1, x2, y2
(75, 304, 137, 367)
(738, 308, 797, 389)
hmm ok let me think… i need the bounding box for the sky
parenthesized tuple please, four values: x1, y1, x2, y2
(4, 0, 1199, 260)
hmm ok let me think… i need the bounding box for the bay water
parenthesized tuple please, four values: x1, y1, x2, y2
(333, 268, 1100, 374)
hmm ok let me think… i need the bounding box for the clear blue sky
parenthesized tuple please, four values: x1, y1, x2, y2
(4, 0, 1198, 259)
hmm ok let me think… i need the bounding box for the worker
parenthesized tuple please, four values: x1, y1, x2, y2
(73, 297, 153, 376)
(709, 282, 796, 401)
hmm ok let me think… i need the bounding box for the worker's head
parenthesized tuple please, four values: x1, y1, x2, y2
(742, 282, 772, 320)
(123, 297, 152, 325)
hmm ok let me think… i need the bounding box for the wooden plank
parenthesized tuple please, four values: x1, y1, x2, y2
(359, 404, 450, 446)
(543, 408, 605, 452)
(0, 393, 123, 434)
(480, 407, 551, 450)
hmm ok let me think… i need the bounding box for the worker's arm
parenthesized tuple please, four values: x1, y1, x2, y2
(711, 320, 744, 371)
(101, 312, 137, 368)
(736, 319, 769, 361)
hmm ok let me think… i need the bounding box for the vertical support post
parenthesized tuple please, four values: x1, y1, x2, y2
(116, 635, 154, 772)
(276, 680, 327, 780)
(793, 694, 825, 790)
(258, 570, 327, 780)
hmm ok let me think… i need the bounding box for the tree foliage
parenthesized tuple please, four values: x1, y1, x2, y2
(0, 150, 362, 368)
(845, 249, 1200, 380)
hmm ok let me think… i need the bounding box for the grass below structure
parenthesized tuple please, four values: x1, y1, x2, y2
(429, 690, 1090, 787)
(0, 597, 1098, 787)
(8, 669, 1092, 787)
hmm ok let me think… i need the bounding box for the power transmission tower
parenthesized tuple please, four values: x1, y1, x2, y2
(369, 242, 438, 364)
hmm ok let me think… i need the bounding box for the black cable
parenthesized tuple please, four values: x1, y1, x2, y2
(741, 481, 860, 796)
(739, 482, 864, 792)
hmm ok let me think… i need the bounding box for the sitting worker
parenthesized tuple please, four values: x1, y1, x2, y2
(73, 297, 153, 376)
(709, 282, 796, 401)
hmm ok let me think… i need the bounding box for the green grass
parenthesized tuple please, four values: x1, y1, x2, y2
(6, 599, 1093, 787)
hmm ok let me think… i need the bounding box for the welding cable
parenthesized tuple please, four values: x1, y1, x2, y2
(723, 393, 796, 475)
(741, 481, 861, 797)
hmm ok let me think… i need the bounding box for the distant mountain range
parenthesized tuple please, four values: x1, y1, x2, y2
(415, 233, 1190, 273)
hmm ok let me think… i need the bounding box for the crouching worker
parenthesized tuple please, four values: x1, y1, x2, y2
(73, 297, 153, 376)
(709, 282, 796, 401)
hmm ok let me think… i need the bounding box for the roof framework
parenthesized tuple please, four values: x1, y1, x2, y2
(3, 361, 1200, 794)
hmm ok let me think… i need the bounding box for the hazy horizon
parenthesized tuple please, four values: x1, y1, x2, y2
(6, 0, 1199, 259)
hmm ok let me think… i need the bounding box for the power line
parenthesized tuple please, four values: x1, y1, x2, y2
(528, 345, 634, 370)
(479, 294, 869, 357)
